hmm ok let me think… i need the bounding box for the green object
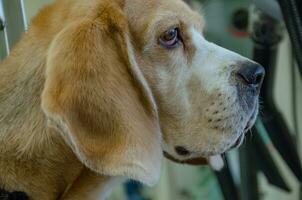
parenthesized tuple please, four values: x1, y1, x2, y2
(192, 167, 224, 200)
(255, 118, 272, 146)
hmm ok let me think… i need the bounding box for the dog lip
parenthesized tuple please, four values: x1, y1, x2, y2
(163, 151, 208, 165)
(230, 133, 244, 149)
(244, 106, 258, 132)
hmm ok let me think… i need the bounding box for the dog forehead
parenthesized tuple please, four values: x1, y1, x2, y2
(124, 0, 204, 45)
(127, 0, 202, 23)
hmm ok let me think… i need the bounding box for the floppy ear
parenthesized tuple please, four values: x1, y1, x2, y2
(41, 2, 162, 186)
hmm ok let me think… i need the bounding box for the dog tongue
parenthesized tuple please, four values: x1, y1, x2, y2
(208, 155, 224, 171)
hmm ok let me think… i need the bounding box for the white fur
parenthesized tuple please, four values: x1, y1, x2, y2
(158, 27, 255, 162)
(190, 27, 247, 93)
(209, 155, 224, 171)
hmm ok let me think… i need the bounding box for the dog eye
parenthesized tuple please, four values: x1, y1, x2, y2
(159, 27, 181, 49)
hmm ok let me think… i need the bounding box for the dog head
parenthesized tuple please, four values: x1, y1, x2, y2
(124, 0, 264, 163)
(41, 0, 264, 186)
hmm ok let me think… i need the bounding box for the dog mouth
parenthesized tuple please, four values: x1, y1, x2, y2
(164, 108, 257, 169)
(164, 151, 208, 165)
(163, 133, 244, 166)
(163, 134, 243, 169)
(229, 104, 258, 149)
(164, 151, 224, 171)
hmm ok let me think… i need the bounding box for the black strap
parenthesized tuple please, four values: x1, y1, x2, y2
(0, 189, 28, 200)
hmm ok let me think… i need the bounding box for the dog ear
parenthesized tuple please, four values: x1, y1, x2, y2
(41, 2, 162, 186)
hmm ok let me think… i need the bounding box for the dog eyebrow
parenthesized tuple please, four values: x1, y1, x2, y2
(148, 14, 180, 36)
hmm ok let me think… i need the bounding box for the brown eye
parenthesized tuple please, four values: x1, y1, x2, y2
(159, 27, 181, 48)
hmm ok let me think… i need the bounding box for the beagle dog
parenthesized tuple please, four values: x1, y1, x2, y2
(0, 0, 264, 199)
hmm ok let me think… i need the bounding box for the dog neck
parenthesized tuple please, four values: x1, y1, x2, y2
(0, 23, 62, 155)
(0, 37, 50, 156)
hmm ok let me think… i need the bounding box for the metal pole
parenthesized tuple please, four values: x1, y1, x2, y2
(0, 0, 9, 59)
(0, 0, 27, 59)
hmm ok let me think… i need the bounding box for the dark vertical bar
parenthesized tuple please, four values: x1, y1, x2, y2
(252, 13, 302, 183)
(240, 142, 259, 200)
(0, 0, 8, 59)
(251, 127, 290, 192)
(215, 158, 240, 200)
(0, 17, 6, 59)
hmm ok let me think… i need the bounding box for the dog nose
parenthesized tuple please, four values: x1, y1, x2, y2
(236, 63, 265, 87)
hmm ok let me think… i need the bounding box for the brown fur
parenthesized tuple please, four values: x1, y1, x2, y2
(0, 0, 163, 199)
(0, 0, 257, 199)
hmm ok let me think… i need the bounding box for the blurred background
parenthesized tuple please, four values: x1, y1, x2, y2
(0, 0, 301, 199)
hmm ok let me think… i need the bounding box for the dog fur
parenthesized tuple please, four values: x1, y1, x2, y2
(0, 0, 260, 199)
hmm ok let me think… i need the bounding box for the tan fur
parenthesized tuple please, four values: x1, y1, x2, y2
(0, 0, 162, 199)
(0, 0, 260, 199)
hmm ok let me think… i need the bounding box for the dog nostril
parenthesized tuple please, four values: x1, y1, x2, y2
(255, 72, 263, 84)
(175, 146, 190, 156)
(236, 63, 265, 86)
